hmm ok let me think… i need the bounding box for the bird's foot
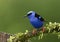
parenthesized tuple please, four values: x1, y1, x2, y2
(32, 29, 37, 35)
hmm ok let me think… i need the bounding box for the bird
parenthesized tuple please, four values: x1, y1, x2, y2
(25, 11, 45, 34)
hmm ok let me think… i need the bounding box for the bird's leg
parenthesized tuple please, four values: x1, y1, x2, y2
(32, 27, 45, 35)
(42, 27, 45, 32)
(32, 28, 37, 35)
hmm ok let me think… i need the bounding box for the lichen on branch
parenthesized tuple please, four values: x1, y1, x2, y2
(0, 22, 60, 42)
(7, 22, 60, 42)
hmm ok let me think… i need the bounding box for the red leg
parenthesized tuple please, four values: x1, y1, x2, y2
(42, 27, 45, 32)
(32, 28, 37, 35)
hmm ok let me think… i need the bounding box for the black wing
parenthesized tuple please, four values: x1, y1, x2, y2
(35, 13, 44, 21)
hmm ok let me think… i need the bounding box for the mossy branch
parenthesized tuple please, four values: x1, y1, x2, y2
(0, 22, 60, 42)
(7, 22, 60, 42)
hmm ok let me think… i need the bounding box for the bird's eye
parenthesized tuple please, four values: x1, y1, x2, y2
(27, 13, 32, 16)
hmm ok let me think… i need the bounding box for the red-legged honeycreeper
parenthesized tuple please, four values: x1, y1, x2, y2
(25, 11, 45, 34)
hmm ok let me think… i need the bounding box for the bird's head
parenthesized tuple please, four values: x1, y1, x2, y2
(24, 11, 36, 19)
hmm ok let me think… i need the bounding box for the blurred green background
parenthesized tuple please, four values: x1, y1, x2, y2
(0, 0, 60, 42)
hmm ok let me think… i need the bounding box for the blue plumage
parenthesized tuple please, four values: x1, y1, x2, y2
(26, 11, 44, 29)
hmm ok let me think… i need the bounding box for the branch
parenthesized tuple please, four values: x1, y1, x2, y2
(7, 22, 60, 42)
(0, 22, 60, 42)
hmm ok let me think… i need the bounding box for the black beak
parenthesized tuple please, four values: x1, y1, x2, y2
(24, 15, 27, 18)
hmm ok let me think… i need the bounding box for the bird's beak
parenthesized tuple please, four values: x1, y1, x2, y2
(24, 15, 27, 18)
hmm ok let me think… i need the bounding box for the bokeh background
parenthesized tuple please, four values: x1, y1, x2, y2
(0, 0, 60, 42)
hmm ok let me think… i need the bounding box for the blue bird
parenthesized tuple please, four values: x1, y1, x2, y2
(25, 11, 45, 34)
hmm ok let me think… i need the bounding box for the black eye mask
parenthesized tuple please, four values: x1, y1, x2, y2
(27, 13, 32, 16)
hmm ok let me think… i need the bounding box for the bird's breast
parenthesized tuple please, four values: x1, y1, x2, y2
(30, 18, 43, 28)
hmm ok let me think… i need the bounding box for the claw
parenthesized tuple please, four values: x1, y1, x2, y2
(32, 29, 37, 35)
